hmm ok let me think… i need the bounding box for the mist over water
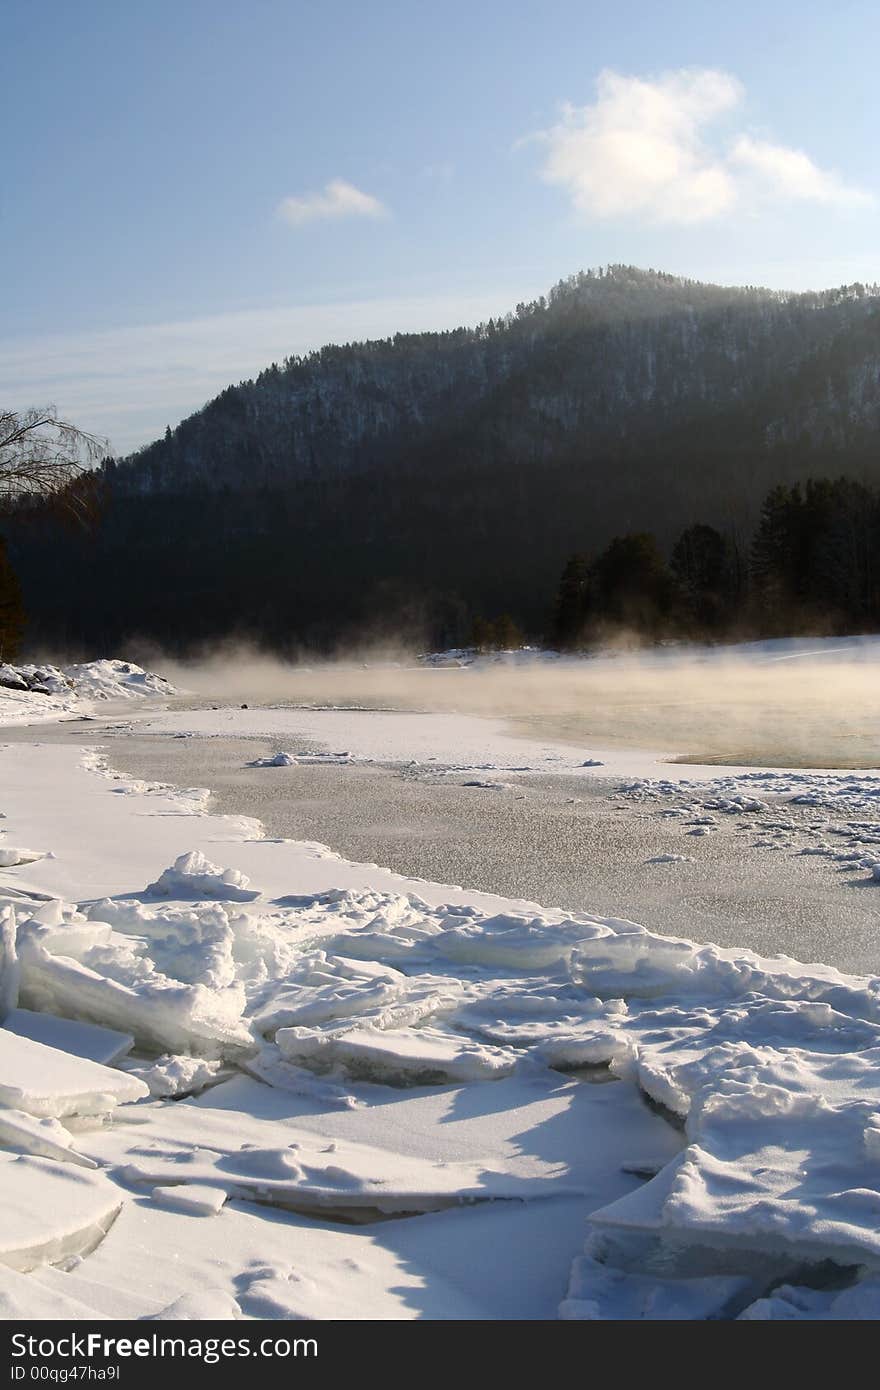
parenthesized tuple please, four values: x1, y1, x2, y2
(153, 637, 880, 770)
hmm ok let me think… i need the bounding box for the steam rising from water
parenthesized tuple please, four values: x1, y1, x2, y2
(151, 637, 880, 770)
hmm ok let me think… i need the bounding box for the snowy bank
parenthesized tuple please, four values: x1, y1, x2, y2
(0, 660, 176, 727)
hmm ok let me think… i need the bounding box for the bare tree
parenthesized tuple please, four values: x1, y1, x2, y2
(0, 406, 108, 519)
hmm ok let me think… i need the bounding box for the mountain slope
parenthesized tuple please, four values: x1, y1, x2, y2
(114, 266, 880, 497)
(8, 265, 880, 653)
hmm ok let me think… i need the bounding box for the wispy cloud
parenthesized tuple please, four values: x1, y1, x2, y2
(528, 68, 874, 225)
(0, 289, 531, 456)
(277, 178, 388, 227)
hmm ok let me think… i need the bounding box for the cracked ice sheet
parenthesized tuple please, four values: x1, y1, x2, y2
(87, 1068, 681, 1190)
(37, 1064, 679, 1321)
(76, 1068, 679, 1217)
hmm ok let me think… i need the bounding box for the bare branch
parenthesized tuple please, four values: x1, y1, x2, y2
(0, 406, 108, 519)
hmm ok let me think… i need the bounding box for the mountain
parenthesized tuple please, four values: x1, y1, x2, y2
(8, 266, 880, 653)
(116, 265, 880, 494)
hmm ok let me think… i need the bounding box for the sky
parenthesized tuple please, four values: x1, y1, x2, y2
(3, 0, 879, 454)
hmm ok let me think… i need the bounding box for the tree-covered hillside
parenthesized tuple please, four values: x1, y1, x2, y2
(7, 265, 880, 653)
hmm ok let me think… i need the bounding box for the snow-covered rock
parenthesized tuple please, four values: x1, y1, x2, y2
(0, 658, 175, 727)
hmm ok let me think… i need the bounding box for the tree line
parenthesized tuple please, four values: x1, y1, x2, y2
(474, 477, 880, 651)
(4, 473, 880, 661)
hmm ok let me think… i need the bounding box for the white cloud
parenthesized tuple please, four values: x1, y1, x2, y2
(730, 135, 874, 208)
(530, 68, 873, 225)
(278, 179, 387, 227)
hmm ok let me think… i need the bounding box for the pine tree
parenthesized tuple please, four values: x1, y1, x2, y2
(590, 533, 676, 635)
(554, 553, 592, 647)
(671, 523, 737, 632)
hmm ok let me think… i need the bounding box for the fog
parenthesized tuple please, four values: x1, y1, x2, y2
(150, 637, 880, 770)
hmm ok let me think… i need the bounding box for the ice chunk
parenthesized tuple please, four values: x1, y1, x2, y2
(151, 1184, 228, 1217)
(0, 1028, 148, 1118)
(252, 951, 408, 1034)
(0, 847, 45, 868)
(434, 912, 607, 968)
(18, 934, 254, 1060)
(145, 851, 261, 902)
(0, 1108, 97, 1168)
(0, 1154, 122, 1271)
(126, 1054, 229, 1098)
(276, 1023, 518, 1085)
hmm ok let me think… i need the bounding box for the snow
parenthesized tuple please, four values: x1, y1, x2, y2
(2, 649, 880, 1318)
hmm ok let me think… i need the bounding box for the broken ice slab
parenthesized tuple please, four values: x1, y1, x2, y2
(0, 1028, 148, 1118)
(275, 1023, 518, 1085)
(17, 939, 254, 1060)
(150, 1184, 228, 1217)
(588, 1090, 880, 1270)
(117, 1124, 580, 1216)
(0, 1108, 97, 1168)
(4, 1007, 134, 1065)
(0, 1153, 122, 1271)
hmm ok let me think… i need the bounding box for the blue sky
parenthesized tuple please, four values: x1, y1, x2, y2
(3, 0, 878, 453)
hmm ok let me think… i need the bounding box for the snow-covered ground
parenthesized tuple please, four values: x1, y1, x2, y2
(2, 647, 880, 1320)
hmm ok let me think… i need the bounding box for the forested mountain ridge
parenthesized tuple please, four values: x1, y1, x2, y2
(8, 265, 880, 655)
(114, 266, 880, 498)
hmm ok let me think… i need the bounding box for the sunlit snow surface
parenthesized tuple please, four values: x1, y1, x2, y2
(2, 647, 880, 1318)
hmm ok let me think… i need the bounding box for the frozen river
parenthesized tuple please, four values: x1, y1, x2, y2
(9, 709, 880, 975)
